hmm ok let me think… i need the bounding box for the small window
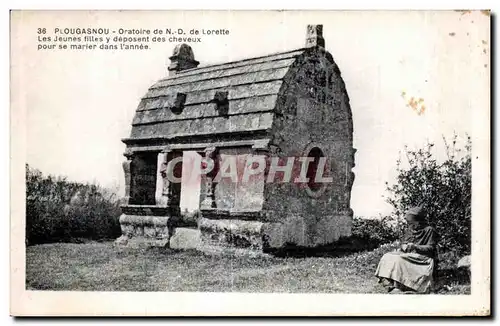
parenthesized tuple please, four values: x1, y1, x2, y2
(164, 92, 186, 115)
(213, 91, 229, 116)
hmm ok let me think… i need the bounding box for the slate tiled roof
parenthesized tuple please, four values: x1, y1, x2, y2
(125, 48, 307, 143)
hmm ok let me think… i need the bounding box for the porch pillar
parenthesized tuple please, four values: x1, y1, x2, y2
(122, 149, 134, 205)
(159, 148, 183, 215)
(200, 147, 218, 209)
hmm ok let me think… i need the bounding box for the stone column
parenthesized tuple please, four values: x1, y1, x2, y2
(200, 147, 218, 209)
(155, 152, 166, 205)
(252, 140, 271, 181)
(122, 149, 134, 205)
(159, 148, 183, 209)
(157, 149, 170, 206)
(116, 149, 134, 245)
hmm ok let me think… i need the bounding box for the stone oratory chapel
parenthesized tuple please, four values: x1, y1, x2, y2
(116, 25, 356, 252)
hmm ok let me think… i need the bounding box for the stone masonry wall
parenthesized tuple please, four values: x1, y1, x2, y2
(262, 48, 355, 249)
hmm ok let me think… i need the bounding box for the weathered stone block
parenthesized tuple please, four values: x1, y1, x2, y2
(117, 213, 176, 248)
(169, 228, 201, 250)
(155, 226, 169, 239)
(199, 218, 264, 250)
(134, 226, 144, 237)
(144, 226, 156, 238)
(121, 224, 134, 237)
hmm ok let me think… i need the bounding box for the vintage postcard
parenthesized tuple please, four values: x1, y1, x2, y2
(10, 10, 490, 316)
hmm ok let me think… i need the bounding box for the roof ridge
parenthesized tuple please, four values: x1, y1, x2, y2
(150, 64, 290, 90)
(164, 47, 306, 80)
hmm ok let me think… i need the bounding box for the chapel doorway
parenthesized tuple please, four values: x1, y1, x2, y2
(179, 151, 202, 214)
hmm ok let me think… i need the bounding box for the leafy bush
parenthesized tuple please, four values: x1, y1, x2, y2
(351, 216, 399, 250)
(385, 134, 471, 256)
(26, 164, 122, 245)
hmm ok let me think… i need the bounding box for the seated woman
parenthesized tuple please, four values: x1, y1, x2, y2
(375, 206, 438, 294)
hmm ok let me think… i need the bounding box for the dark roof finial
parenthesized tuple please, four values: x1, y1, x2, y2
(168, 44, 200, 76)
(305, 24, 325, 48)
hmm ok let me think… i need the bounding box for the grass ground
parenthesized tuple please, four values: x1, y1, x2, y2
(26, 242, 470, 294)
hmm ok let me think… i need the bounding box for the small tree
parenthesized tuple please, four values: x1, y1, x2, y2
(385, 134, 471, 256)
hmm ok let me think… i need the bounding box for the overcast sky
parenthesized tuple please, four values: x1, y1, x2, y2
(14, 10, 489, 216)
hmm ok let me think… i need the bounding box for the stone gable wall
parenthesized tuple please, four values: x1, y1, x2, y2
(262, 49, 355, 248)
